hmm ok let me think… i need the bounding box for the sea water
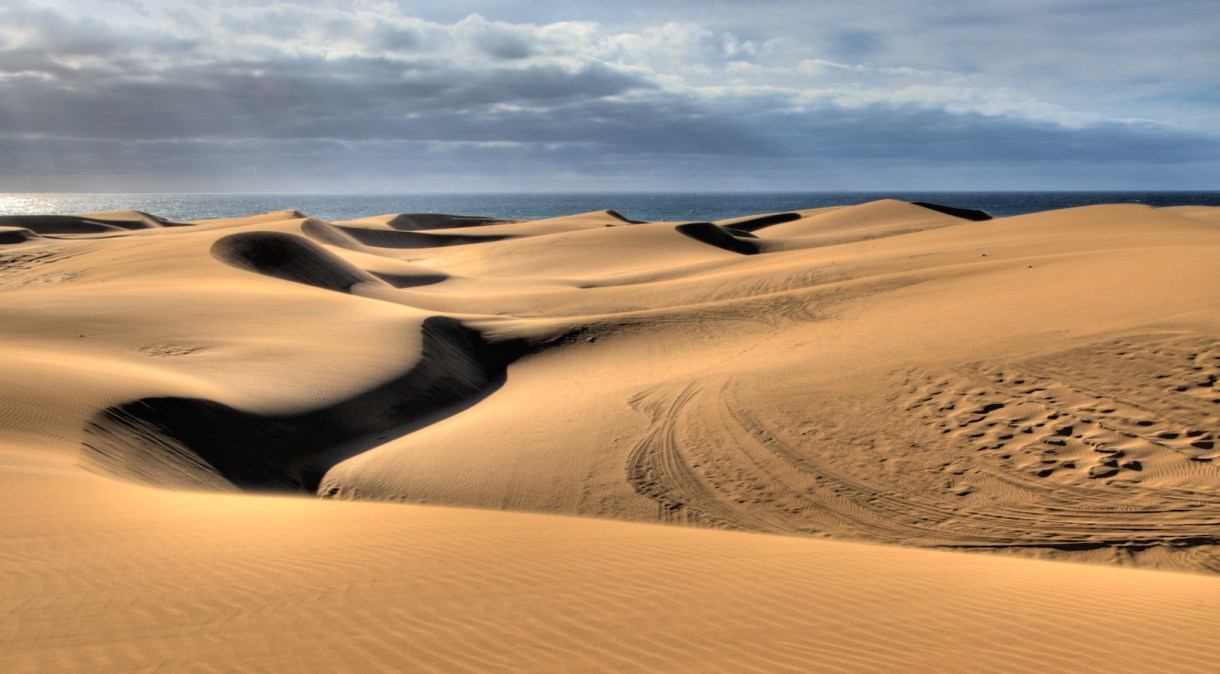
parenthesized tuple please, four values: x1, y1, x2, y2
(1, 191, 1218, 223)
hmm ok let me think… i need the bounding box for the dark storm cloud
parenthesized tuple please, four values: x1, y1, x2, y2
(0, 53, 654, 141)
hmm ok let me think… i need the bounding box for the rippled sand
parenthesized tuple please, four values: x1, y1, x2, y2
(2, 200, 1218, 671)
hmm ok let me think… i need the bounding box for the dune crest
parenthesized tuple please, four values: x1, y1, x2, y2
(81, 315, 523, 492)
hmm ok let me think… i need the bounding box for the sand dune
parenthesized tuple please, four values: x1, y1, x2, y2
(343, 212, 514, 231)
(2, 199, 1219, 670)
(0, 210, 186, 236)
(6, 467, 1220, 672)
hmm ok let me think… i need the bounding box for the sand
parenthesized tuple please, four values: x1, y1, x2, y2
(2, 200, 1219, 671)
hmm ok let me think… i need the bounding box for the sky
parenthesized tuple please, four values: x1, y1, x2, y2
(1, 0, 1218, 192)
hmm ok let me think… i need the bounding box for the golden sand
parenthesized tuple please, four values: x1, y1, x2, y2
(2, 201, 1218, 671)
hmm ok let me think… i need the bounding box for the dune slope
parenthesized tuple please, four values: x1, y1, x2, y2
(5, 467, 1220, 672)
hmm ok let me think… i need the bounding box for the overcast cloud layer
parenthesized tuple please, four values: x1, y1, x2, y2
(2, 0, 1218, 191)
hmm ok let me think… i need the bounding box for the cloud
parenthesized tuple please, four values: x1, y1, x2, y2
(0, 0, 1217, 190)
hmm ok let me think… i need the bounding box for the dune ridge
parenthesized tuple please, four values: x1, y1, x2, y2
(81, 315, 526, 491)
(2, 198, 1219, 670)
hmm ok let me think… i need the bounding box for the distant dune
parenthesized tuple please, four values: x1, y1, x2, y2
(2, 200, 1219, 671)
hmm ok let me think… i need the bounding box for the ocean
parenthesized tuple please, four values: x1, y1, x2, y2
(1, 191, 1218, 223)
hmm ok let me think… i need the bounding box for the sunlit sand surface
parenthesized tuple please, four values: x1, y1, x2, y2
(2, 201, 1218, 671)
